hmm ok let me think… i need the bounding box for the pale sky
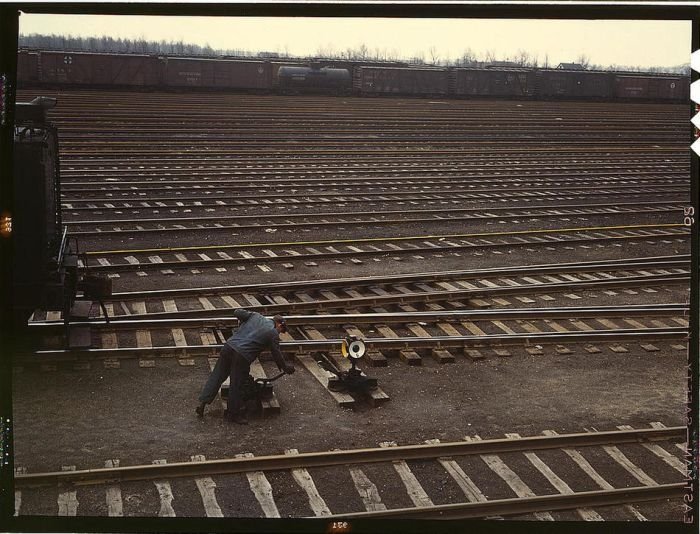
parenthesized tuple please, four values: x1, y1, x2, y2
(19, 13, 692, 68)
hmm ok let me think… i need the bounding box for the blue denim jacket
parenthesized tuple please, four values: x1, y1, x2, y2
(226, 309, 286, 368)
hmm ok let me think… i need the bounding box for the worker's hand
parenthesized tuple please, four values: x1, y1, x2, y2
(284, 364, 295, 375)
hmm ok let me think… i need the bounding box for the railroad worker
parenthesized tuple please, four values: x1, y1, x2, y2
(196, 310, 294, 424)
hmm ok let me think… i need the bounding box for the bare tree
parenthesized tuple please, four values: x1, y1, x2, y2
(576, 54, 590, 69)
(410, 51, 425, 65)
(358, 43, 368, 60)
(428, 45, 439, 65)
(459, 48, 477, 67)
(515, 49, 530, 67)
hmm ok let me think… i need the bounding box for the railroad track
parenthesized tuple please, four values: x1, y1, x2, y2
(58, 165, 688, 183)
(28, 304, 688, 365)
(33, 254, 691, 321)
(74, 224, 689, 276)
(61, 190, 686, 215)
(13, 424, 688, 519)
(59, 176, 688, 194)
(63, 201, 685, 237)
(58, 150, 686, 168)
(19, 91, 689, 153)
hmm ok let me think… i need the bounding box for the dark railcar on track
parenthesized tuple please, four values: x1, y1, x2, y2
(12, 97, 78, 330)
(16, 50, 40, 84)
(613, 74, 689, 101)
(270, 60, 305, 89)
(162, 57, 273, 90)
(355, 66, 449, 96)
(160, 57, 212, 87)
(38, 51, 160, 87)
(16, 49, 690, 103)
(277, 65, 351, 95)
(451, 68, 535, 97)
(537, 69, 614, 99)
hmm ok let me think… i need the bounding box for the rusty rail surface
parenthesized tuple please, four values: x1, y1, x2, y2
(15, 426, 685, 488)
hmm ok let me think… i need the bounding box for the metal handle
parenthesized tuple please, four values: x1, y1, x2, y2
(255, 371, 286, 385)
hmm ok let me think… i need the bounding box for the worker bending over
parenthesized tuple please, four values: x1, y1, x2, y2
(196, 309, 294, 424)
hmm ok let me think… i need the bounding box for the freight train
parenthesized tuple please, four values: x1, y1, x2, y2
(16, 49, 689, 102)
(12, 95, 111, 348)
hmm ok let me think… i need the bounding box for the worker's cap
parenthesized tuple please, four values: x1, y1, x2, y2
(273, 315, 287, 333)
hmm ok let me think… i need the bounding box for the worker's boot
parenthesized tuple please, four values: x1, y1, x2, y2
(227, 406, 248, 425)
(195, 402, 206, 417)
(229, 413, 248, 425)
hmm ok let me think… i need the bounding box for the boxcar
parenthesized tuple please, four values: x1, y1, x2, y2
(213, 60, 272, 90)
(161, 57, 212, 87)
(16, 50, 39, 84)
(38, 51, 159, 86)
(452, 68, 535, 97)
(538, 69, 613, 99)
(162, 57, 273, 90)
(277, 66, 351, 94)
(355, 66, 449, 96)
(614, 74, 689, 101)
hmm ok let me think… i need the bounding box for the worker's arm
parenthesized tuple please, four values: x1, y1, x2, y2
(270, 333, 295, 374)
(233, 308, 253, 323)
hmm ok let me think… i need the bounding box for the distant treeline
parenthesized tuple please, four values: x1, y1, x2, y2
(18, 33, 690, 75)
(19, 33, 255, 58)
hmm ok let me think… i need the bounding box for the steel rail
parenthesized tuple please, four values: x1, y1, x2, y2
(324, 484, 686, 519)
(14, 426, 685, 488)
(46, 108, 681, 119)
(58, 180, 687, 197)
(67, 138, 683, 147)
(58, 181, 689, 195)
(58, 168, 687, 183)
(58, 176, 686, 188)
(79, 227, 690, 271)
(58, 153, 688, 165)
(62, 201, 684, 228)
(48, 103, 686, 113)
(29, 328, 687, 360)
(57, 155, 687, 167)
(48, 104, 683, 114)
(56, 132, 691, 142)
(49, 111, 683, 122)
(28, 274, 691, 325)
(57, 130, 685, 139)
(64, 211, 683, 237)
(55, 128, 687, 137)
(229, 275, 689, 316)
(60, 195, 687, 214)
(26, 304, 690, 330)
(62, 133, 688, 141)
(108, 254, 689, 298)
(60, 188, 687, 207)
(53, 119, 686, 129)
(58, 146, 688, 157)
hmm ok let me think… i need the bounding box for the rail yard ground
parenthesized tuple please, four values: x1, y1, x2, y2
(11, 90, 692, 521)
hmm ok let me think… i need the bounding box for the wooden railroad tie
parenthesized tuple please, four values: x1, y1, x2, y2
(399, 303, 456, 363)
(296, 353, 355, 408)
(300, 326, 389, 407)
